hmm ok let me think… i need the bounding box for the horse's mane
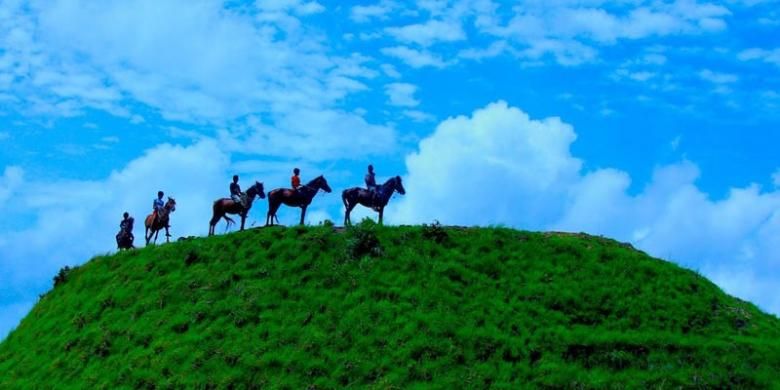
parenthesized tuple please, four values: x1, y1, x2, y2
(306, 175, 324, 186)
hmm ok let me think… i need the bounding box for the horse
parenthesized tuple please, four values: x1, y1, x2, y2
(208, 181, 266, 236)
(116, 230, 134, 250)
(144, 197, 176, 245)
(342, 176, 406, 225)
(266, 175, 332, 226)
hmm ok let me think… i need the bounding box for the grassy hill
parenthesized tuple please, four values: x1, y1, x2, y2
(1, 222, 779, 388)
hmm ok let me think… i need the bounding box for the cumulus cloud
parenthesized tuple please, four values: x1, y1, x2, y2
(0, 140, 233, 338)
(392, 101, 780, 315)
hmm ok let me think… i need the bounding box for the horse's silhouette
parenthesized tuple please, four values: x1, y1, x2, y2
(266, 175, 332, 226)
(144, 197, 176, 245)
(116, 231, 134, 250)
(209, 181, 265, 235)
(342, 176, 406, 225)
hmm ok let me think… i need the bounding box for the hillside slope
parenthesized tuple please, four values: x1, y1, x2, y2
(1, 223, 779, 388)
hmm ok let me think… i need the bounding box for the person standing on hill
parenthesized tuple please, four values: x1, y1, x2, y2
(230, 175, 246, 208)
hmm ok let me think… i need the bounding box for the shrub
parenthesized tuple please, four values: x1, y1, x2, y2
(422, 220, 448, 244)
(345, 219, 383, 261)
(53, 266, 72, 287)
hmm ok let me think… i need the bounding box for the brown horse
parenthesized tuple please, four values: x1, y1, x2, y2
(266, 175, 332, 226)
(342, 176, 406, 225)
(144, 197, 176, 245)
(208, 181, 265, 236)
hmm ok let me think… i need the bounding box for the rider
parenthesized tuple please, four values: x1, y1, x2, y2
(291, 168, 301, 192)
(230, 174, 246, 208)
(152, 191, 165, 223)
(365, 164, 380, 211)
(119, 212, 135, 242)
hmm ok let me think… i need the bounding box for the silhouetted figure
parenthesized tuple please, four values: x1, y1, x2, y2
(343, 176, 406, 225)
(365, 164, 380, 211)
(116, 211, 135, 249)
(266, 175, 332, 226)
(230, 175, 246, 209)
(152, 191, 165, 225)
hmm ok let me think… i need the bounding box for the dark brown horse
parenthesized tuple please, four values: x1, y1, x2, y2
(266, 175, 332, 226)
(144, 197, 176, 245)
(342, 176, 405, 225)
(208, 181, 265, 236)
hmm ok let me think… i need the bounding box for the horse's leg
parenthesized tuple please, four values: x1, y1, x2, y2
(345, 201, 356, 226)
(240, 213, 246, 231)
(300, 205, 307, 225)
(165, 225, 171, 243)
(145, 226, 151, 245)
(379, 206, 384, 225)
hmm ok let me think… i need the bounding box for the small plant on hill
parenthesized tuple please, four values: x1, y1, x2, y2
(52, 266, 73, 287)
(422, 220, 449, 244)
(344, 218, 383, 261)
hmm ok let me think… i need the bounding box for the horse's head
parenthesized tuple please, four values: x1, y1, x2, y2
(253, 181, 266, 199)
(166, 197, 177, 212)
(394, 175, 406, 195)
(313, 175, 332, 193)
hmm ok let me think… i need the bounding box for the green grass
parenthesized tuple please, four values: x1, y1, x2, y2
(1, 221, 779, 388)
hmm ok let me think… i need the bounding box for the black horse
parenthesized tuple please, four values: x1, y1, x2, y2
(342, 176, 406, 225)
(116, 230, 134, 250)
(266, 175, 332, 226)
(209, 181, 266, 235)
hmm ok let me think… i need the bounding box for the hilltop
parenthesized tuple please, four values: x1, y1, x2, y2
(1, 222, 779, 388)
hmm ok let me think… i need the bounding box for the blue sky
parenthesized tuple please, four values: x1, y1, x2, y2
(2, 0, 780, 338)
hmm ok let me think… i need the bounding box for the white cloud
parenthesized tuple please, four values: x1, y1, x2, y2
(374, 1, 732, 66)
(380, 63, 401, 78)
(0, 0, 391, 161)
(392, 101, 780, 315)
(738, 48, 780, 66)
(381, 46, 451, 68)
(699, 69, 739, 84)
(350, 1, 396, 23)
(385, 19, 465, 46)
(217, 108, 397, 161)
(0, 140, 235, 339)
(385, 82, 420, 107)
(458, 40, 509, 61)
(0, 166, 24, 204)
(403, 109, 436, 122)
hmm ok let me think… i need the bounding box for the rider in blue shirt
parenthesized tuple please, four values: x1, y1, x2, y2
(152, 191, 165, 223)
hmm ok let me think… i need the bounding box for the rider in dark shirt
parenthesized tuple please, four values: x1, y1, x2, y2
(119, 212, 135, 242)
(230, 175, 245, 208)
(365, 164, 380, 211)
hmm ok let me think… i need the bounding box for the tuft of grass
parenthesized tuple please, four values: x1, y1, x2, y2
(1, 226, 779, 388)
